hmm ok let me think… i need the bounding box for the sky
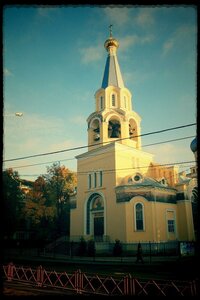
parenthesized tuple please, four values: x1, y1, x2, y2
(3, 4, 197, 181)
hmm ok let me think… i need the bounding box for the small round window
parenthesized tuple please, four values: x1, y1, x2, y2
(132, 173, 143, 183)
(134, 175, 141, 182)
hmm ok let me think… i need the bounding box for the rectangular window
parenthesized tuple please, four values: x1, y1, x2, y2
(100, 96, 103, 110)
(136, 219, 143, 231)
(99, 171, 103, 187)
(112, 94, 115, 106)
(88, 174, 92, 189)
(168, 220, 175, 232)
(94, 172, 97, 188)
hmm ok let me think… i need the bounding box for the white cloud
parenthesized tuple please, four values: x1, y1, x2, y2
(124, 69, 153, 86)
(175, 24, 197, 40)
(80, 45, 104, 64)
(4, 68, 13, 77)
(150, 143, 194, 166)
(162, 39, 174, 56)
(3, 113, 66, 157)
(162, 24, 196, 56)
(119, 35, 138, 51)
(120, 34, 154, 52)
(135, 8, 155, 27)
(103, 7, 131, 27)
(48, 140, 74, 152)
(70, 115, 86, 125)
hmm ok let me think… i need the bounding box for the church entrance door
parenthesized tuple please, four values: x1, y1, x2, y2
(93, 213, 104, 240)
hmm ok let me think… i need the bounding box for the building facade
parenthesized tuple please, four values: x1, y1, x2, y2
(70, 29, 196, 243)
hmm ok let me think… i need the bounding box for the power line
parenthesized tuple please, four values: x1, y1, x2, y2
(142, 135, 195, 147)
(3, 123, 196, 162)
(77, 160, 196, 175)
(18, 160, 196, 178)
(4, 135, 195, 170)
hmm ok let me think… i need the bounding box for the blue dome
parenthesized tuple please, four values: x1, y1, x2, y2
(190, 137, 197, 152)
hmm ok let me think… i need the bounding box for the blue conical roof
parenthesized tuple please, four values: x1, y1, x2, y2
(101, 33, 124, 89)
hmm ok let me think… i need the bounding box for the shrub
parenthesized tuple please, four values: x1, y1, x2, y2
(113, 239, 123, 256)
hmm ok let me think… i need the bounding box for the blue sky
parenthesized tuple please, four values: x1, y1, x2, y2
(3, 5, 197, 180)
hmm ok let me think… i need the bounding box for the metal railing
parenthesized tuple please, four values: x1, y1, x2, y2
(2, 262, 198, 296)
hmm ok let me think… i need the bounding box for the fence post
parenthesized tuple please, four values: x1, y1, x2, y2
(36, 265, 44, 287)
(7, 262, 14, 281)
(190, 280, 197, 296)
(124, 274, 135, 295)
(75, 269, 83, 294)
(123, 275, 128, 295)
(128, 274, 136, 295)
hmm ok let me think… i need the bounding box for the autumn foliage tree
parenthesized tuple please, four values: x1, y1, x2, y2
(23, 176, 56, 241)
(44, 162, 77, 237)
(23, 163, 77, 241)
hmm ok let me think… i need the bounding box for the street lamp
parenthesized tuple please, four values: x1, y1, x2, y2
(4, 112, 23, 117)
(15, 112, 23, 117)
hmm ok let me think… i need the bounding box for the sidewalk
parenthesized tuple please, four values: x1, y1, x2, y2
(3, 249, 198, 281)
(3, 248, 185, 265)
(37, 253, 180, 265)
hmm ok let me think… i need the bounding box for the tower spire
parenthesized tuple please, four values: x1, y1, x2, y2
(101, 26, 124, 89)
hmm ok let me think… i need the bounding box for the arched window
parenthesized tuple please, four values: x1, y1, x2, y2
(112, 94, 116, 106)
(108, 119, 121, 138)
(86, 193, 104, 238)
(129, 119, 136, 138)
(135, 203, 144, 231)
(91, 119, 100, 142)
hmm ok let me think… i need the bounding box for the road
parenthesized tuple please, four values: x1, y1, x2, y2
(3, 281, 80, 296)
(2, 252, 199, 296)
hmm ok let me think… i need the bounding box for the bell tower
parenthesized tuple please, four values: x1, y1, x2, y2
(87, 25, 142, 151)
(70, 26, 195, 245)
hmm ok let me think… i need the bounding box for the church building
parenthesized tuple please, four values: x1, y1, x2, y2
(70, 28, 196, 244)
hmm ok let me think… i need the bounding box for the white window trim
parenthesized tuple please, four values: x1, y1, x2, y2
(165, 209, 177, 239)
(84, 192, 107, 236)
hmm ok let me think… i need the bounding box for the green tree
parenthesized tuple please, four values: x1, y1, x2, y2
(3, 169, 24, 239)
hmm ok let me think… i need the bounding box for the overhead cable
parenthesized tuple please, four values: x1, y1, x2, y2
(3, 123, 196, 162)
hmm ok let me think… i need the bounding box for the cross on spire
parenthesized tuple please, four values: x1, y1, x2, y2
(109, 24, 113, 37)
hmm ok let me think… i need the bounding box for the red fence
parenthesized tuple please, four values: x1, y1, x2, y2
(3, 262, 198, 296)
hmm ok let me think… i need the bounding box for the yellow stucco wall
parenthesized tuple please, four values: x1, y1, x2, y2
(177, 200, 195, 241)
(123, 195, 179, 243)
(70, 141, 195, 242)
(70, 55, 195, 243)
(70, 143, 127, 240)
